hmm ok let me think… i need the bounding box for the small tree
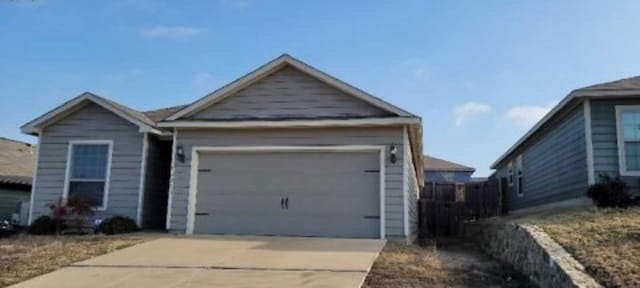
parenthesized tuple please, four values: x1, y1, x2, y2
(46, 196, 95, 234)
(46, 198, 68, 235)
(66, 195, 95, 233)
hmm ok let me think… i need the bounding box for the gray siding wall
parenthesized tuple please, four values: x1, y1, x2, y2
(188, 67, 392, 120)
(170, 126, 406, 237)
(405, 139, 419, 242)
(591, 98, 640, 195)
(0, 186, 30, 220)
(32, 103, 143, 222)
(141, 135, 171, 228)
(496, 104, 588, 210)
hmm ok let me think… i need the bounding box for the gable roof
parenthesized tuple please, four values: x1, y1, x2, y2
(0, 137, 34, 186)
(21, 92, 161, 135)
(423, 155, 475, 172)
(166, 54, 416, 121)
(491, 75, 640, 169)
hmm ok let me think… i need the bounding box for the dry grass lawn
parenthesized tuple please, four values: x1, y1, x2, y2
(0, 234, 144, 288)
(363, 239, 532, 288)
(534, 207, 640, 288)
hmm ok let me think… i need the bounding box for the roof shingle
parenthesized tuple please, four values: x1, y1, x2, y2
(576, 76, 640, 92)
(0, 137, 34, 185)
(423, 155, 475, 172)
(143, 105, 189, 122)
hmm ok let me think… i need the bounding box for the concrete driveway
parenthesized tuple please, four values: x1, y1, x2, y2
(11, 235, 385, 288)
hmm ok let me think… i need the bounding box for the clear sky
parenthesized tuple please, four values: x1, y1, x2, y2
(1, 0, 640, 176)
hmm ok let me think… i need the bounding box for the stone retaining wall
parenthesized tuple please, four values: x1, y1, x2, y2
(464, 220, 601, 288)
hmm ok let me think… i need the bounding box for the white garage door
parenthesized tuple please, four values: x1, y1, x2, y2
(192, 150, 381, 238)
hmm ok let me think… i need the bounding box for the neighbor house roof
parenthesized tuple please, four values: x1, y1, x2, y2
(578, 76, 640, 92)
(423, 155, 475, 172)
(0, 137, 34, 186)
(491, 75, 640, 169)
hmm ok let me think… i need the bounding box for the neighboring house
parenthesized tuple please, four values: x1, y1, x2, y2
(492, 76, 640, 211)
(423, 155, 475, 183)
(470, 177, 488, 183)
(21, 54, 424, 242)
(0, 137, 34, 221)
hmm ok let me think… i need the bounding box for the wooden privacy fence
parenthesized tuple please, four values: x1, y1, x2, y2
(419, 180, 502, 238)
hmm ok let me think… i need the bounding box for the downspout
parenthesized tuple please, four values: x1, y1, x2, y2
(27, 129, 42, 225)
(136, 133, 149, 227)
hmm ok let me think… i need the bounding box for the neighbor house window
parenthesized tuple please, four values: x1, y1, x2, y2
(65, 140, 113, 210)
(441, 172, 455, 182)
(508, 162, 514, 186)
(617, 106, 640, 176)
(516, 155, 523, 197)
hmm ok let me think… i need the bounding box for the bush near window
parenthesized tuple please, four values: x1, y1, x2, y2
(64, 196, 95, 233)
(96, 216, 139, 235)
(587, 174, 633, 208)
(27, 216, 65, 235)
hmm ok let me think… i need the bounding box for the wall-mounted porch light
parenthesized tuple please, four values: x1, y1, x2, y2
(389, 145, 397, 164)
(176, 145, 185, 163)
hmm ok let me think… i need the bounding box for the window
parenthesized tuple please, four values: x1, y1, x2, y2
(516, 155, 523, 197)
(441, 172, 455, 182)
(65, 141, 112, 210)
(617, 107, 640, 176)
(508, 162, 514, 186)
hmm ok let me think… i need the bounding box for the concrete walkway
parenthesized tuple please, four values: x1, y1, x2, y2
(11, 235, 385, 288)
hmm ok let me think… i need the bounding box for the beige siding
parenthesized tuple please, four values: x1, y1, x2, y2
(170, 126, 406, 237)
(188, 67, 392, 120)
(32, 103, 144, 222)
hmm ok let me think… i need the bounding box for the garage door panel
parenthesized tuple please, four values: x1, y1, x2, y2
(193, 150, 380, 238)
(286, 193, 379, 215)
(278, 216, 380, 238)
(196, 194, 283, 214)
(194, 215, 292, 235)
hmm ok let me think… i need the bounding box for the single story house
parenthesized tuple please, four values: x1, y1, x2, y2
(21, 54, 424, 242)
(492, 76, 640, 211)
(423, 155, 475, 183)
(0, 137, 34, 222)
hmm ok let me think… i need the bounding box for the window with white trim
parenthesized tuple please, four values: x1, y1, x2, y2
(618, 107, 640, 175)
(66, 142, 112, 209)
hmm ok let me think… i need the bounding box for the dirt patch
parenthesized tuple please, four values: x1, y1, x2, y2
(532, 207, 640, 288)
(363, 239, 533, 288)
(0, 234, 144, 288)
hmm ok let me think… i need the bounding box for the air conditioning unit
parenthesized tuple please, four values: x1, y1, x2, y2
(11, 201, 30, 227)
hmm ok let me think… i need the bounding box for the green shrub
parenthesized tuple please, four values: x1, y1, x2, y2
(587, 174, 633, 208)
(96, 216, 139, 235)
(28, 216, 65, 235)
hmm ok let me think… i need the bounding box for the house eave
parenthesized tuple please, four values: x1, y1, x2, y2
(20, 92, 163, 136)
(158, 117, 420, 128)
(424, 169, 476, 173)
